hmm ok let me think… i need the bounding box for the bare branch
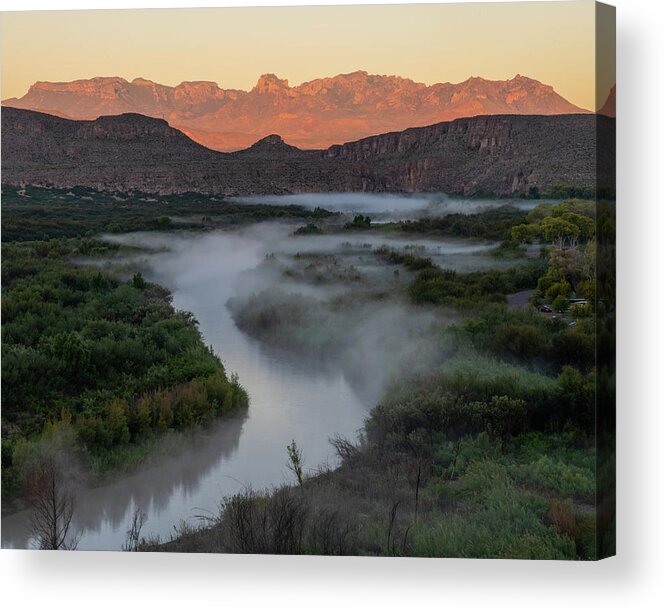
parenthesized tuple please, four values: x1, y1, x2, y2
(26, 455, 79, 550)
(122, 508, 147, 552)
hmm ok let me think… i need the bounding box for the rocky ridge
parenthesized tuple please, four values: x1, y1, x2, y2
(1, 107, 613, 197)
(3, 72, 588, 151)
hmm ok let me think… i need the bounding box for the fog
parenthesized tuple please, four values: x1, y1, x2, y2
(231, 192, 433, 215)
(231, 192, 558, 221)
(218, 225, 481, 402)
(3, 193, 527, 550)
(104, 223, 468, 404)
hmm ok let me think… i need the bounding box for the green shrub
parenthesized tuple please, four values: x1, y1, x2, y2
(1, 241, 248, 497)
(493, 323, 546, 359)
(510, 456, 594, 501)
(552, 295, 570, 313)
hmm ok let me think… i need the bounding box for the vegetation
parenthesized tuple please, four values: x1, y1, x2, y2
(1, 181, 329, 514)
(1, 238, 248, 509)
(408, 263, 546, 307)
(147, 428, 595, 559)
(153, 197, 612, 559)
(1, 184, 333, 242)
(509, 200, 597, 306)
(293, 223, 323, 235)
(542, 184, 598, 200)
(1, 184, 613, 558)
(286, 440, 305, 488)
(25, 453, 80, 550)
(375, 245, 436, 271)
(376, 205, 529, 240)
(344, 214, 372, 230)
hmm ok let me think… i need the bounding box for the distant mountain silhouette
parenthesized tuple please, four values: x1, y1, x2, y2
(2, 71, 589, 151)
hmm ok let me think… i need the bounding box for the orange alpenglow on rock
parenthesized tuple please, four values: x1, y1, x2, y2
(2, 71, 589, 151)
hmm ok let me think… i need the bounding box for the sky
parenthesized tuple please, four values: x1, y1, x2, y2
(1, 2, 614, 110)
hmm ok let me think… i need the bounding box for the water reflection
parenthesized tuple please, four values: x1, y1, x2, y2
(2, 204, 523, 550)
(2, 227, 369, 550)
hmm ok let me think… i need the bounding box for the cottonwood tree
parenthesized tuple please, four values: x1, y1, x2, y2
(541, 216, 580, 250)
(26, 455, 80, 550)
(561, 212, 595, 246)
(511, 223, 539, 244)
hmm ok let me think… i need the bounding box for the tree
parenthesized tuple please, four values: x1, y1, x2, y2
(550, 198, 595, 219)
(47, 331, 91, 380)
(541, 216, 579, 250)
(286, 440, 305, 487)
(132, 272, 148, 289)
(345, 215, 371, 229)
(511, 223, 539, 244)
(545, 280, 572, 302)
(26, 455, 79, 550)
(526, 204, 553, 224)
(106, 398, 130, 445)
(561, 212, 595, 245)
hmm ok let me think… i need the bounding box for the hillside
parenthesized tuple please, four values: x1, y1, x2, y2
(1, 107, 613, 196)
(3, 72, 588, 151)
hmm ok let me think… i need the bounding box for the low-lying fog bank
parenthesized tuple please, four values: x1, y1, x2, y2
(102, 224, 471, 404)
(6, 193, 543, 550)
(231, 192, 558, 222)
(103, 218, 518, 406)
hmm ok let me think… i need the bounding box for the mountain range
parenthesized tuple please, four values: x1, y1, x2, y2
(1, 107, 613, 197)
(2, 72, 589, 151)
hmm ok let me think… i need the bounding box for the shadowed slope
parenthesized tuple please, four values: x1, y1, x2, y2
(1, 108, 612, 196)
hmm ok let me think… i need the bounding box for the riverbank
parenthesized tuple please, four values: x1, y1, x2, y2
(2, 193, 612, 556)
(139, 198, 611, 559)
(1, 238, 248, 526)
(2, 226, 371, 549)
(1, 188, 332, 534)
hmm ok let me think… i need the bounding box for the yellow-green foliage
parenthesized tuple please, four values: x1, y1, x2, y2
(1, 240, 248, 498)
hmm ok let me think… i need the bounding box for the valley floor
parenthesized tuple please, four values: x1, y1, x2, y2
(1, 187, 614, 557)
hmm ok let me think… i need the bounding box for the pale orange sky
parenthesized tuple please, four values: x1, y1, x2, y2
(1, 2, 613, 110)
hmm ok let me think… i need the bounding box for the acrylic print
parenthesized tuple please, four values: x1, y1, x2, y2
(0, 1, 616, 559)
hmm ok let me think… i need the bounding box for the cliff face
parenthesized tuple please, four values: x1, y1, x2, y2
(2, 72, 588, 151)
(326, 114, 610, 195)
(1, 107, 611, 196)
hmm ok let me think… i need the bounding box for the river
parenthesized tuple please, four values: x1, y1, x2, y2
(1, 194, 536, 550)
(2, 225, 372, 550)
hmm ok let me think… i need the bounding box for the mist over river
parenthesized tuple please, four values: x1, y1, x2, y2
(1, 196, 522, 550)
(2, 225, 372, 549)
